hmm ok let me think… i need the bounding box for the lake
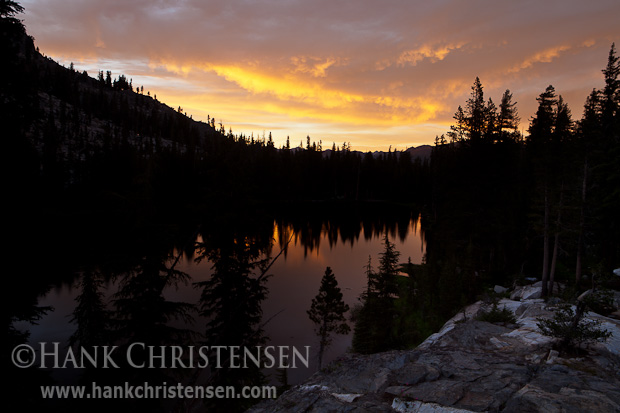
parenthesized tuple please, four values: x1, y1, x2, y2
(17, 204, 425, 387)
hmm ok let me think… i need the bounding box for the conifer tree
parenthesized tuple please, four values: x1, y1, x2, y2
(485, 97, 498, 141)
(447, 78, 500, 144)
(352, 256, 375, 354)
(574, 89, 600, 282)
(601, 43, 620, 129)
(447, 105, 466, 143)
(0, 0, 24, 19)
(527, 85, 558, 297)
(589, 43, 620, 272)
(195, 234, 269, 405)
(528, 85, 557, 146)
(466, 77, 486, 142)
(352, 238, 403, 353)
(70, 270, 108, 348)
(547, 96, 573, 294)
(498, 89, 520, 142)
(307, 267, 350, 370)
(371, 235, 401, 300)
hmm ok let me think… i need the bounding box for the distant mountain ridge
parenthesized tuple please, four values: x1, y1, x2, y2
(8, 25, 431, 162)
(318, 144, 432, 160)
(4, 19, 431, 205)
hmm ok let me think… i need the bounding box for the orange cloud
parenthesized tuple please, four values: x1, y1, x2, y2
(396, 42, 467, 67)
(151, 60, 195, 76)
(147, 56, 448, 142)
(205, 64, 363, 108)
(204, 63, 448, 125)
(291, 56, 340, 78)
(508, 44, 572, 73)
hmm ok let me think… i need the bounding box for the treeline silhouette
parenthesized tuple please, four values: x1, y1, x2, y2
(351, 47, 620, 354)
(428, 48, 619, 291)
(4, 19, 429, 226)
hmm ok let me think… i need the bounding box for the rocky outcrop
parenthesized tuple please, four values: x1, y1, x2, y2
(249, 284, 620, 412)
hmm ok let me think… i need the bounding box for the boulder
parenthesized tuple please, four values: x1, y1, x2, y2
(249, 283, 620, 413)
(494, 285, 509, 294)
(510, 284, 542, 300)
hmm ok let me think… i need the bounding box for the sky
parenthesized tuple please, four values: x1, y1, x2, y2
(20, 0, 620, 151)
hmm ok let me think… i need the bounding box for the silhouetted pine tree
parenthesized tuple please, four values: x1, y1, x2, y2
(307, 267, 350, 370)
(579, 44, 620, 274)
(527, 85, 559, 297)
(195, 234, 270, 411)
(352, 256, 376, 354)
(112, 253, 195, 378)
(498, 89, 521, 142)
(352, 237, 402, 353)
(70, 270, 109, 348)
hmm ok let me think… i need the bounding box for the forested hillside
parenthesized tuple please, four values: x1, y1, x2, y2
(3, 15, 429, 213)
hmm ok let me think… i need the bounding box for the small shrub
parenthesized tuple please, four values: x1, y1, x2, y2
(536, 304, 612, 349)
(477, 303, 517, 324)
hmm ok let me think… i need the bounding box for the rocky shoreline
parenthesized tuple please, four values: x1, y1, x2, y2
(249, 283, 620, 412)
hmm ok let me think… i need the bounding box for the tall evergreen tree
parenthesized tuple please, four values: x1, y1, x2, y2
(352, 256, 375, 354)
(528, 86, 557, 146)
(447, 105, 467, 143)
(601, 43, 620, 130)
(547, 96, 574, 294)
(574, 89, 601, 282)
(371, 235, 401, 300)
(70, 270, 109, 348)
(195, 233, 270, 410)
(485, 97, 498, 141)
(307, 267, 350, 370)
(113, 254, 194, 347)
(527, 85, 558, 297)
(465, 77, 486, 142)
(498, 89, 520, 142)
(352, 237, 402, 353)
(592, 43, 620, 272)
(447, 78, 499, 144)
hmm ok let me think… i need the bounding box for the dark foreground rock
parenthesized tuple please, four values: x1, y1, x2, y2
(249, 285, 620, 412)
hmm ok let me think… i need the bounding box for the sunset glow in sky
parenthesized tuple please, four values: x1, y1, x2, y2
(21, 0, 620, 151)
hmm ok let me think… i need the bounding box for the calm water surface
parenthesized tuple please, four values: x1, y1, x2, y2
(24, 214, 425, 385)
